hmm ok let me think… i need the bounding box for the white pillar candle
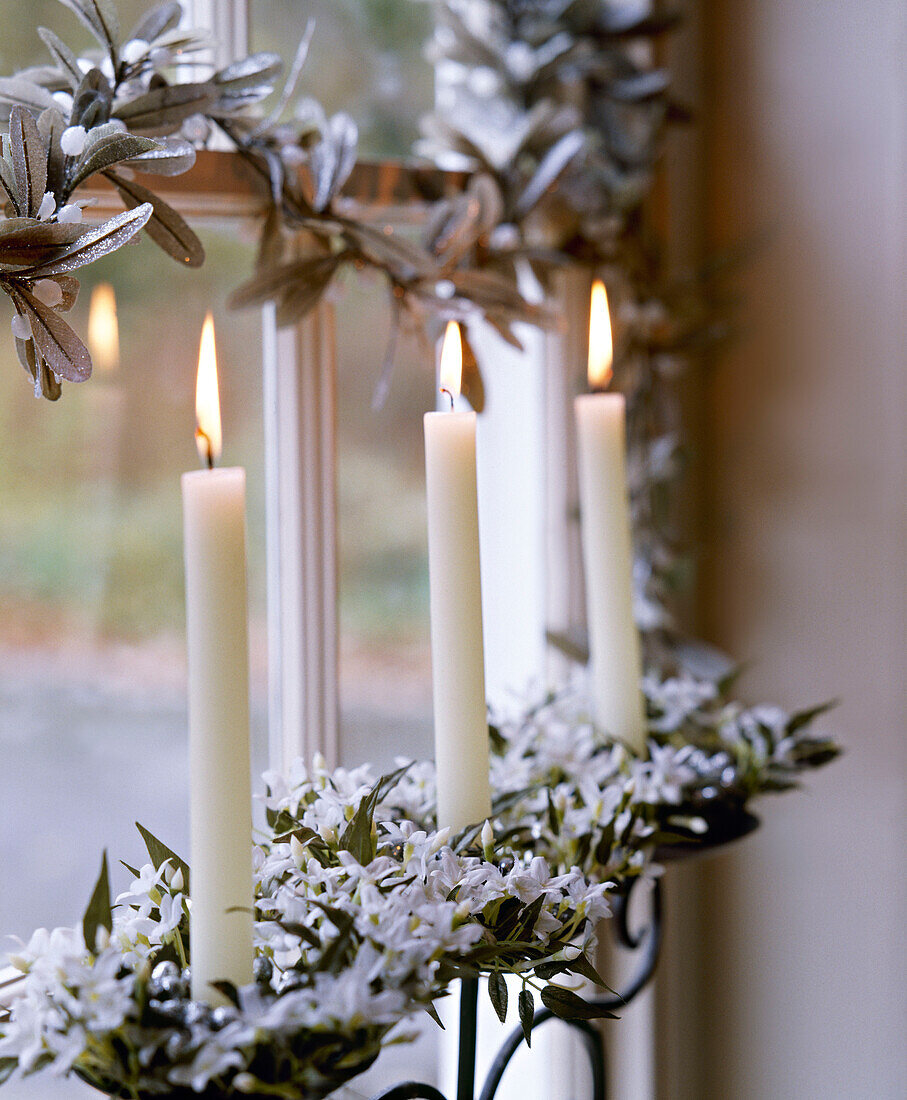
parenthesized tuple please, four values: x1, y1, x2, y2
(575, 282, 647, 755)
(424, 322, 492, 831)
(181, 314, 254, 1002)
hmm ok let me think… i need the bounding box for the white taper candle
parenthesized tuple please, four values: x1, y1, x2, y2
(181, 315, 253, 1002)
(575, 282, 647, 755)
(424, 323, 492, 831)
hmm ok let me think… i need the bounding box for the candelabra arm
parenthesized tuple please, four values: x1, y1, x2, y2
(369, 1086, 449, 1100)
(457, 976, 480, 1100)
(589, 877, 663, 1013)
(477, 1007, 606, 1100)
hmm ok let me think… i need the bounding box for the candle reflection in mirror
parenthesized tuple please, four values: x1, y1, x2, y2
(87, 283, 119, 374)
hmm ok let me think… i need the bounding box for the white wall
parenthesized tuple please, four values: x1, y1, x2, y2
(659, 3, 907, 1096)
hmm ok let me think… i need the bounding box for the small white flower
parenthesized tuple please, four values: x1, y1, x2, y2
(181, 114, 210, 144)
(33, 280, 63, 308)
(60, 126, 88, 157)
(37, 192, 56, 220)
(467, 66, 502, 98)
(121, 39, 150, 65)
(56, 204, 83, 225)
(156, 893, 184, 936)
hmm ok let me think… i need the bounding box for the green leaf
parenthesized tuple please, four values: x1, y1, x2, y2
(38, 107, 67, 197)
(135, 822, 191, 894)
(566, 953, 609, 990)
(338, 795, 376, 866)
(125, 136, 196, 177)
(274, 267, 337, 326)
(339, 219, 438, 281)
(0, 78, 58, 116)
(82, 850, 112, 953)
(69, 132, 160, 189)
(107, 172, 204, 266)
(369, 762, 413, 807)
(518, 988, 534, 1047)
(70, 68, 113, 130)
(210, 981, 240, 1007)
(228, 254, 339, 312)
(0, 157, 19, 213)
(488, 971, 508, 1023)
(514, 894, 546, 941)
(9, 106, 47, 219)
(7, 284, 90, 381)
(113, 82, 216, 135)
(271, 825, 319, 846)
(0, 219, 86, 266)
(546, 788, 560, 838)
(21, 202, 153, 277)
(607, 70, 671, 103)
(214, 52, 283, 94)
(315, 909, 356, 975)
(540, 986, 619, 1021)
(786, 700, 837, 736)
(513, 130, 585, 220)
(131, 2, 183, 44)
(38, 27, 83, 89)
(56, 0, 120, 53)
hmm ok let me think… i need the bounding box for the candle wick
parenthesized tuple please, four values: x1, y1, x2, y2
(196, 427, 215, 470)
(439, 386, 455, 411)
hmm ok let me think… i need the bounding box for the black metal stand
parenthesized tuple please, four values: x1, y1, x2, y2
(370, 879, 662, 1100)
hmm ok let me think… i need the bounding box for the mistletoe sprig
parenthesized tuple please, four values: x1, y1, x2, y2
(418, 0, 681, 268)
(0, 105, 153, 398)
(0, 0, 555, 405)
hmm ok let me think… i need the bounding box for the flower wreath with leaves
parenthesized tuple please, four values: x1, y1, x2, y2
(0, 769, 619, 1098)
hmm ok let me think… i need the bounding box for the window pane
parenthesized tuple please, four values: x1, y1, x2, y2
(335, 281, 434, 773)
(0, 223, 268, 1100)
(250, 0, 433, 157)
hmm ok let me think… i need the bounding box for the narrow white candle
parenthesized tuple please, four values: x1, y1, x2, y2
(575, 282, 647, 755)
(181, 314, 254, 1002)
(424, 322, 492, 831)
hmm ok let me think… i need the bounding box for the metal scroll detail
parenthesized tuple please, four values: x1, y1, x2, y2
(370, 878, 663, 1100)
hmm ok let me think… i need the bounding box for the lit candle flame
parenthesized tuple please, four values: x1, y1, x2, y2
(587, 279, 613, 391)
(87, 283, 119, 373)
(195, 313, 221, 468)
(439, 320, 463, 407)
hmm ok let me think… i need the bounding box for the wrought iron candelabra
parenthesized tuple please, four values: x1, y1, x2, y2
(369, 878, 663, 1100)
